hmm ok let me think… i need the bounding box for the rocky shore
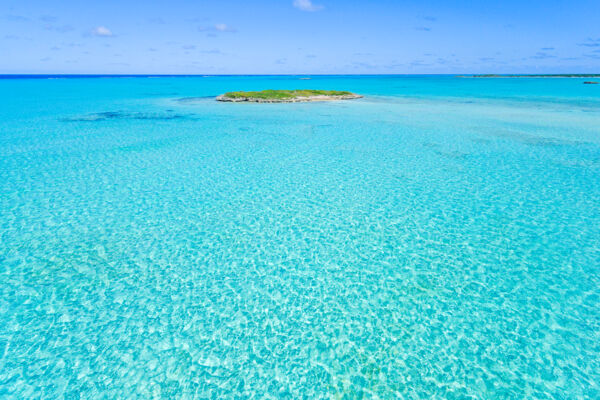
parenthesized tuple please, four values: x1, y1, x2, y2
(217, 93, 362, 103)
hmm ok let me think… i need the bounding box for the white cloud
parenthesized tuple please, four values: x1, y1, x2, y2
(92, 26, 113, 37)
(199, 23, 236, 33)
(293, 0, 323, 12)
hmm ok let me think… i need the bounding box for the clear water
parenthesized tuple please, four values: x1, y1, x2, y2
(0, 75, 599, 399)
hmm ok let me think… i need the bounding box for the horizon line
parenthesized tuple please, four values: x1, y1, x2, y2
(1, 73, 599, 79)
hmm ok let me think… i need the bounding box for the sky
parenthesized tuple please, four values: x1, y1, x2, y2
(1, 0, 599, 74)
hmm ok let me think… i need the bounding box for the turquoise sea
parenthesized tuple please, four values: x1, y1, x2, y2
(0, 75, 599, 399)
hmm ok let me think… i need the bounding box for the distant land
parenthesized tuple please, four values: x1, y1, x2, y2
(457, 74, 600, 78)
(216, 89, 363, 103)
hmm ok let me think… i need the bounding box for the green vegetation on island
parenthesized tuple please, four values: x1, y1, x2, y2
(216, 89, 362, 102)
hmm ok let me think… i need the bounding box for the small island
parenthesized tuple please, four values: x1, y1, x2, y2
(216, 89, 363, 103)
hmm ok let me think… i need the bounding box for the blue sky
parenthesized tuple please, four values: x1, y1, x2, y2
(1, 0, 599, 74)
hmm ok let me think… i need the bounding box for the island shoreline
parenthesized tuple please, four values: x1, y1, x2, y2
(216, 93, 363, 103)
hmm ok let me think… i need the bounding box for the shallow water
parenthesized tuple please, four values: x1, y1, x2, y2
(0, 75, 599, 399)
